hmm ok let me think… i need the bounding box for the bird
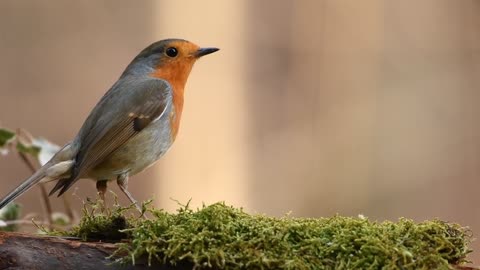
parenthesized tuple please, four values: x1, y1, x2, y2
(0, 39, 219, 211)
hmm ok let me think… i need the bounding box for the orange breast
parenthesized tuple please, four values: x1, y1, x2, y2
(169, 89, 184, 140)
(150, 60, 193, 141)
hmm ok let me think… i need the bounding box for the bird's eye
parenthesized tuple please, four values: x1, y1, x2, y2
(165, 47, 178, 57)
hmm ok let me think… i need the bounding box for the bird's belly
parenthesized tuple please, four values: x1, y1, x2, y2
(88, 117, 173, 180)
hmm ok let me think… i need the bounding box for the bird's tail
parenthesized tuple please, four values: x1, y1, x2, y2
(0, 168, 47, 209)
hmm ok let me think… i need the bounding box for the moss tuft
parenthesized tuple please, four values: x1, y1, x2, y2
(66, 199, 131, 241)
(63, 201, 472, 269)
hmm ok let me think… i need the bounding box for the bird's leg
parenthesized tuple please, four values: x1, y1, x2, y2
(96, 180, 108, 212)
(117, 173, 142, 213)
(96, 180, 108, 201)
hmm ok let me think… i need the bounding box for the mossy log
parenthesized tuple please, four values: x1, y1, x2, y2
(0, 232, 477, 270)
(0, 232, 195, 270)
(1, 202, 478, 270)
(0, 231, 477, 270)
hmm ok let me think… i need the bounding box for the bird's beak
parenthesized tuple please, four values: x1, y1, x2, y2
(195, 47, 219, 58)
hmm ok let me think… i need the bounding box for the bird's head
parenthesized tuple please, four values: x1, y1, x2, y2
(124, 39, 218, 88)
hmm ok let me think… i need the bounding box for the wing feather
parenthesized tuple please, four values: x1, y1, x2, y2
(50, 78, 172, 196)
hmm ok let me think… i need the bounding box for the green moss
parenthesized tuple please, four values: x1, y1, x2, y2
(65, 199, 131, 241)
(63, 201, 472, 269)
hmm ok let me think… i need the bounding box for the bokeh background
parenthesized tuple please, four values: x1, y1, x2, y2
(1, 0, 480, 264)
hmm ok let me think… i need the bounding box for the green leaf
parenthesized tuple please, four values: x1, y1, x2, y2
(0, 202, 21, 232)
(0, 128, 15, 148)
(16, 141, 41, 157)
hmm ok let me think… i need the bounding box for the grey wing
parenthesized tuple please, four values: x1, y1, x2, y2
(50, 78, 172, 196)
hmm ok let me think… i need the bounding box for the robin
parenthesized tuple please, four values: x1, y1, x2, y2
(0, 39, 219, 211)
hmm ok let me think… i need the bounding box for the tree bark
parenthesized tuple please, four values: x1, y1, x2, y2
(0, 232, 193, 270)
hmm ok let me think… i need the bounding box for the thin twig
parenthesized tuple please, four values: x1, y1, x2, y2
(38, 184, 54, 227)
(18, 129, 76, 225)
(62, 196, 75, 223)
(17, 151, 54, 230)
(3, 219, 70, 231)
(16, 129, 54, 230)
(17, 150, 36, 172)
(3, 219, 49, 226)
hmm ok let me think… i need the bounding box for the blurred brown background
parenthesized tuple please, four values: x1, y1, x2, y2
(1, 0, 480, 264)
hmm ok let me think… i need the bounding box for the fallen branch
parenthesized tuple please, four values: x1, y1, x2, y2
(0, 231, 476, 270)
(0, 232, 194, 270)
